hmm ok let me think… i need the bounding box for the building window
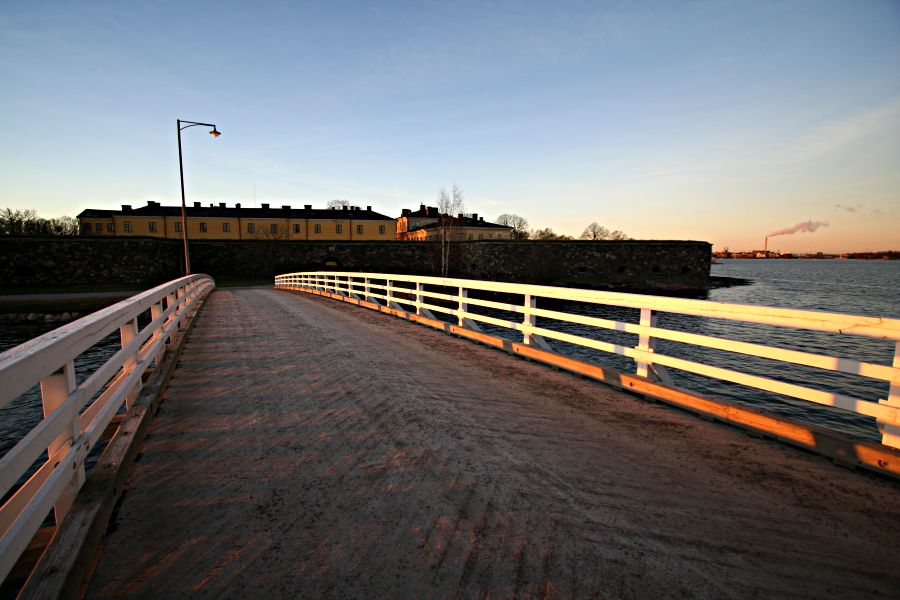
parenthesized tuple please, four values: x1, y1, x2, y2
(379, 225, 386, 235)
(468, 234, 473, 240)
(293, 224, 300, 234)
(174, 222, 181, 233)
(106, 223, 114, 232)
(336, 224, 343, 234)
(478, 234, 483, 240)
(199, 222, 207, 232)
(270, 223, 278, 234)
(314, 224, 321, 234)
(148, 221, 157, 232)
(123, 221, 133, 232)
(95, 223, 102, 232)
(223, 223, 231, 232)
(356, 224, 363, 234)
(488, 233, 493, 239)
(248, 223, 255, 233)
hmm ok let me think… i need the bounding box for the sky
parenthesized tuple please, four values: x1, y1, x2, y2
(1, 0, 898, 253)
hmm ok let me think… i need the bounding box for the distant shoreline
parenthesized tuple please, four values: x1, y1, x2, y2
(714, 253, 899, 261)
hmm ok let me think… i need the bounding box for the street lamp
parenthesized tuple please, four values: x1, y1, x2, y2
(177, 118, 221, 275)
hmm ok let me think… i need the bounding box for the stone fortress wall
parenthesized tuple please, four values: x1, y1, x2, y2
(1, 238, 711, 291)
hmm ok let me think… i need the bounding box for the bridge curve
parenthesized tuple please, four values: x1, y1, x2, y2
(83, 287, 899, 598)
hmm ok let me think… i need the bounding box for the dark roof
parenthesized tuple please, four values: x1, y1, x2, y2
(77, 203, 394, 221)
(417, 216, 512, 230)
(77, 209, 118, 218)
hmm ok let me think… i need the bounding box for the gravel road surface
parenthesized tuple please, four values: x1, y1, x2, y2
(86, 288, 900, 599)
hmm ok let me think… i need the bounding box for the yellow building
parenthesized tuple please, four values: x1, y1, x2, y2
(396, 204, 513, 241)
(78, 202, 395, 241)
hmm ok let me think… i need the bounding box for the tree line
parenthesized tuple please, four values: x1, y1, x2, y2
(0, 208, 79, 236)
(496, 214, 628, 241)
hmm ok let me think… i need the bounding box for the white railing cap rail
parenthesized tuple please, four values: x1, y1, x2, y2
(0, 274, 213, 408)
(276, 271, 900, 342)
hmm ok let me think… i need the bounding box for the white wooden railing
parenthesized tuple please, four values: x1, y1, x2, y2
(275, 271, 900, 451)
(0, 275, 214, 582)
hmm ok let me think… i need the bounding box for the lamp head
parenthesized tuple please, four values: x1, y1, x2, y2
(209, 127, 221, 138)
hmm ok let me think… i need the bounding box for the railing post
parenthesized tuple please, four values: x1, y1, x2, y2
(416, 282, 424, 316)
(364, 277, 371, 303)
(40, 360, 83, 522)
(636, 308, 655, 378)
(456, 286, 474, 329)
(523, 294, 537, 344)
(165, 292, 177, 339)
(386, 279, 393, 308)
(119, 318, 141, 409)
(520, 294, 548, 347)
(176, 287, 186, 329)
(878, 341, 900, 448)
(150, 301, 165, 366)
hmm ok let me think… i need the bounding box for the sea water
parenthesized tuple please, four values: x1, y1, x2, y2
(1, 259, 897, 457)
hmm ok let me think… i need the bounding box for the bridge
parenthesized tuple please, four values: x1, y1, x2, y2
(1, 274, 899, 598)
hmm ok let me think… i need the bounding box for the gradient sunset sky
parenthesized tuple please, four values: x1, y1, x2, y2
(1, 1, 898, 253)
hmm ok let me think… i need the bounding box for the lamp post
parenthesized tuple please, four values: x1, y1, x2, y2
(177, 119, 221, 275)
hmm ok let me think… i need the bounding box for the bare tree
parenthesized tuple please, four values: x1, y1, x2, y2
(580, 222, 610, 240)
(327, 199, 350, 210)
(1, 208, 78, 236)
(1, 208, 36, 235)
(47, 216, 80, 236)
(495, 213, 529, 239)
(531, 227, 573, 240)
(579, 222, 629, 240)
(436, 185, 464, 276)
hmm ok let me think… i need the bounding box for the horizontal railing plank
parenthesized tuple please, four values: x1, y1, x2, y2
(278, 272, 900, 340)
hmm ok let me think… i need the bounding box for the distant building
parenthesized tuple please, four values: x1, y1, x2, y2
(396, 204, 513, 241)
(77, 202, 395, 241)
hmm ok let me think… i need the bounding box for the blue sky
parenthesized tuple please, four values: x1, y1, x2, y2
(1, 0, 898, 252)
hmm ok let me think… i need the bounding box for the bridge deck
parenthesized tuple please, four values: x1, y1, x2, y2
(85, 288, 900, 599)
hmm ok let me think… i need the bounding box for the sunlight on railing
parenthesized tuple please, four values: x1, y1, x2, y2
(0, 275, 215, 583)
(275, 271, 900, 452)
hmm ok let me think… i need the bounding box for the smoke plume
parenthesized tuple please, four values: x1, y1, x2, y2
(766, 220, 829, 238)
